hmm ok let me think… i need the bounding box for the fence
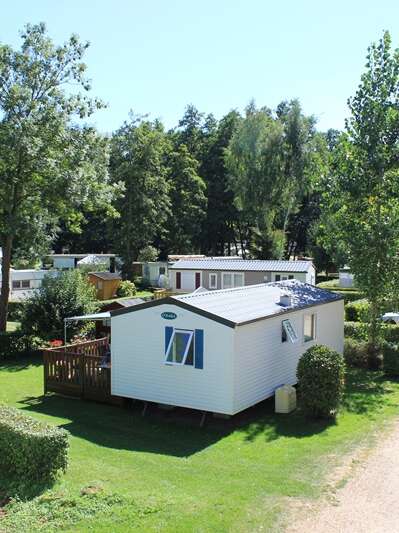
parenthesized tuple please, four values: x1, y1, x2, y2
(43, 338, 120, 404)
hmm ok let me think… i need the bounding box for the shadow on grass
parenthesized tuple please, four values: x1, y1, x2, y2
(0, 474, 55, 501)
(343, 368, 398, 414)
(16, 369, 398, 459)
(0, 354, 42, 372)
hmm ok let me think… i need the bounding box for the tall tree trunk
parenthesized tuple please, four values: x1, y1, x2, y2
(0, 235, 13, 332)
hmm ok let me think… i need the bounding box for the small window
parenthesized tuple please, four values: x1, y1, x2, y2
(159, 267, 166, 275)
(275, 274, 281, 282)
(233, 273, 244, 287)
(222, 272, 244, 289)
(176, 272, 181, 290)
(97, 281, 103, 289)
(209, 273, 217, 289)
(282, 276, 288, 281)
(222, 273, 232, 289)
(288, 275, 294, 280)
(165, 329, 194, 365)
(304, 313, 316, 342)
(282, 319, 298, 343)
(12, 280, 21, 289)
(21, 280, 30, 289)
(282, 324, 287, 343)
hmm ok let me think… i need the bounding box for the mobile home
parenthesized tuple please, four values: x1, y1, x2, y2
(1, 269, 59, 301)
(169, 259, 316, 293)
(110, 280, 343, 415)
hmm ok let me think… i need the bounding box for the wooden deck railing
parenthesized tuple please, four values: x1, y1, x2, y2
(43, 338, 119, 404)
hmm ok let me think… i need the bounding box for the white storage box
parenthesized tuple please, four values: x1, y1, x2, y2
(275, 385, 296, 414)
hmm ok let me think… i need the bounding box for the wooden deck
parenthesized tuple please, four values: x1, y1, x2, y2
(43, 338, 121, 404)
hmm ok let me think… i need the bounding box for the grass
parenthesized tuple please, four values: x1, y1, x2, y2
(6, 322, 20, 332)
(0, 360, 399, 532)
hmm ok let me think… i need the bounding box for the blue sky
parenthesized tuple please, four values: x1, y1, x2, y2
(2, 1, 399, 133)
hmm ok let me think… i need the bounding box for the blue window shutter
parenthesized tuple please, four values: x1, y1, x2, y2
(194, 329, 204, 369)
(165, 326, 173, 354)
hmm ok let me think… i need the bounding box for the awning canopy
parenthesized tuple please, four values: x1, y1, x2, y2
(65, 312, 111, 321)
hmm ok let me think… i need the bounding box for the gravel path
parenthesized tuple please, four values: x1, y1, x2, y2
(287, 418, 399, 533)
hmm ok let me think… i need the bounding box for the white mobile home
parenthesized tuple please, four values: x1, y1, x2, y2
(47, 253, 117, 271)
(169, 259, 316, 293)
(1, 269, 59, 301)
(110, 280, 343, 415)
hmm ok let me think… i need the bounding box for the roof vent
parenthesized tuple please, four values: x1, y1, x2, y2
(279, 292, 292, 307)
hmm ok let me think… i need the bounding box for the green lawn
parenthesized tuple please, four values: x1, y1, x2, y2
(1, 359, 399, 532)
(5, 322, 20, 332)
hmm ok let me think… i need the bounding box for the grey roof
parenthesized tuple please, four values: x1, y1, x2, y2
(118, 297, 144, 307)
(169, 259, 313, 273)
(173, 280, 341, 325)
(89, 272, 121, 280)
(110, 280, 342, 327)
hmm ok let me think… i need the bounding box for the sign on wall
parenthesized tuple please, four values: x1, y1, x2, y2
(161, 312, 177, 320)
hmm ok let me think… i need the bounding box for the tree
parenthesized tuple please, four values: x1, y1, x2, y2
(327, 32, 399, 347)
(165, 144, 206, 253)
(19, 270, 98, 341)
(0, 24, 115, 331)
(137, 245, 159, 263)
(109, 116, 170, 278)
(200, 110, 241, 255)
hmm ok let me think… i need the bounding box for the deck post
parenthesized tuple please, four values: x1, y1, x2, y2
(200, 411, 207, 428)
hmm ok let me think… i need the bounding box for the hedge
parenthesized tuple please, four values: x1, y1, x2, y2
(0, 405, 69, 481)
(345, 299, 369, 322)
(345, 321, 399, 343)
(0, 331, 40, 360)
(344, 337, 369, 368)
(383, 343, 399, 377)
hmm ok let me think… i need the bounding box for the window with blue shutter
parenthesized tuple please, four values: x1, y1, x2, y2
(164, 327, 204, 368)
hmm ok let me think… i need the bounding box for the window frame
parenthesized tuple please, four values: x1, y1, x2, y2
(21, 280, 31, 289)
(12, 280, 22, 290)
(222, 271, 244, 289)
(165, 328, 194, 366)
(303, 313, 316, 343)
(282, 319, 299, 343)
(274, 274, 281, 282)
(209, 273, 217, 289)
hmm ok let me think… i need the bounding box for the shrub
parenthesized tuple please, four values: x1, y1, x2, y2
(343, 321, 399, 343)
(0, 332, 41, 360)
(297, 345, 345, 418)
(345, 299, 369, 322)
(137, 245, 159, 263)
(116, 280, 136, 298)
(333, 290, 363, 303)
(0, 406, 69, 481)
(383, 342, 399, 376)
(7, 301, 24, 321)
(344, 338, 369, 368)
(19, 270, 99, 341)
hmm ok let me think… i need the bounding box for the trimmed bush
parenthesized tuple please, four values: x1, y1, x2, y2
(116, 280, 136, 297)
(345, 321, 399, 344)
(383, 343, 399, 377)
(0, 406, 69, 481)
(344, 338, 368, 368)
(345, 299, 369, 322)
(297, 345, 345, 418)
